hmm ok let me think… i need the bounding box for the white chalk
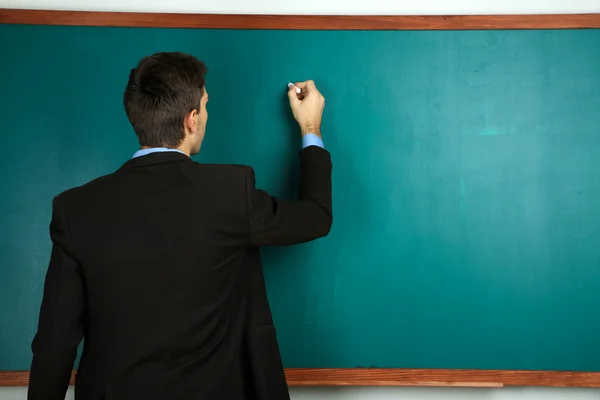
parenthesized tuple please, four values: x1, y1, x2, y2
(288, 82, 302, 94)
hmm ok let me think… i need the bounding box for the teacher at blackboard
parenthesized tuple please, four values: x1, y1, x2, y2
(28, 52, 332, 400)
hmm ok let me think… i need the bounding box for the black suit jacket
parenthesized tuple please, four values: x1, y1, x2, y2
(28, 146, 332, 400)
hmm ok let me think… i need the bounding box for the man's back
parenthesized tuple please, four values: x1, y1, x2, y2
(28, 52, 331, 400)
(65, 152, 261, 399)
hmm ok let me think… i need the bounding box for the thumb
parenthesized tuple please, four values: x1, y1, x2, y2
(287, 86, 301, 105)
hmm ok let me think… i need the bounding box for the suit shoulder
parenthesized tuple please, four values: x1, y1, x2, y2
(54, 172, 118, 207)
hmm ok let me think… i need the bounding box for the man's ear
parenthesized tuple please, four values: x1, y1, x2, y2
(185, 109, 198, 134)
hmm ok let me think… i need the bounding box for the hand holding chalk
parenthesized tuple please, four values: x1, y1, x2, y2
(287, 80, 325, 137)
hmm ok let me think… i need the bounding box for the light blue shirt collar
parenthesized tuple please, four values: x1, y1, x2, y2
(132, 147, 188, 159)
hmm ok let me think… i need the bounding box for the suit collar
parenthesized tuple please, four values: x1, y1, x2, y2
(119, 151, 193, 170)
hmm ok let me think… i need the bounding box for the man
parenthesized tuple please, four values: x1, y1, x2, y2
(28, 52, 332, 400)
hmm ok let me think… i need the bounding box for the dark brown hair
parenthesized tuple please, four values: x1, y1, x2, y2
(124, 52, 207, 148)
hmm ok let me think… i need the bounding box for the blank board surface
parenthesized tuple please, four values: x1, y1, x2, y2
(1, 24, 600, 372)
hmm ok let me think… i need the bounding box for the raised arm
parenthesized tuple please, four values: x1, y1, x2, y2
(247, 80, 332, 246)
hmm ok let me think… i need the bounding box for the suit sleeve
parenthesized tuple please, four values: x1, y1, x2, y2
(246, 146, 332, 246)
(28, 197, 85, 400)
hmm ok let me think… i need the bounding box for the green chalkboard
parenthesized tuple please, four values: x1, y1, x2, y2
(1, 24, 600, 372)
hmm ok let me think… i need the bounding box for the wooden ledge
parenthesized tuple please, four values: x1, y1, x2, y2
(285, 368, 600, 387)
(1, 9, 600, 30)
(2, 368, 600, 387)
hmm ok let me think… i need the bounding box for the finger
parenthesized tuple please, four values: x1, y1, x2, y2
(295, 80, 318, 97)
(287, 82, 302, 94)
(294, 81, 308, 89)
(287, 86, 301, 104)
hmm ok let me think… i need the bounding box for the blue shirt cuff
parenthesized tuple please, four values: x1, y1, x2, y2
(302, 133, 324, 149)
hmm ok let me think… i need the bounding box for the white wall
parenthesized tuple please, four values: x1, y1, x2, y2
(0, 0, 599, 14)
(1, 0, 599, 399)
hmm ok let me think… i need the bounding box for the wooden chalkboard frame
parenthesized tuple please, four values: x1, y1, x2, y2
(0, 9, 599, 29)
(1, 369, 600, 387)
(1, 7, 600, 388)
